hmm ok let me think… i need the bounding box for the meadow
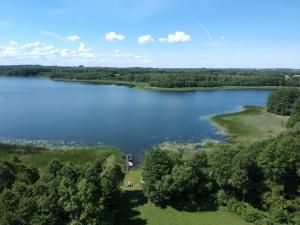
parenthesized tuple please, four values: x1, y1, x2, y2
(211, 106, 288, 142)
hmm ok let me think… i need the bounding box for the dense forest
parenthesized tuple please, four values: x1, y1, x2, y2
(1, 65, 300, 88)
(267, 88, 300, 127)
(0, 154, 124, 225)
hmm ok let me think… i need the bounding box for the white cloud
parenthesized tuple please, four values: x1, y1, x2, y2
(221, 35, 225, 40)
(159, 31, 191, 43)
(76, 42, 96, 59)
(66, 35, 81, 42)
(0, 41, 151, 66)
(105, 32, 125, 42)
(0, 41, 96, 62)
(137, 34, 154, 44)
(9, 41, 18, 46)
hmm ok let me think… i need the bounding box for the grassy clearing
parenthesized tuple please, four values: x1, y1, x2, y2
(134, 204, 250, 225)
(120, 167, 250, 225)
(0, 143, 122, 170)
(211, 106, 288, 143)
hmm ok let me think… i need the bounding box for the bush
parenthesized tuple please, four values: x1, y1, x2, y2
(216, 190, 230, 207)
(227, 199, 266, 224)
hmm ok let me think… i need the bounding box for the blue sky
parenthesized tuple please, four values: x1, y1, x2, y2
(0, 0, 299, 68)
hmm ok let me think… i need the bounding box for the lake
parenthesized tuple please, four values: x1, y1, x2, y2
(0, 76, 272, 154)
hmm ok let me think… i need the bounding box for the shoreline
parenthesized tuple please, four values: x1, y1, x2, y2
(41, 77, 285, 92)
(1, 75, 298, 92)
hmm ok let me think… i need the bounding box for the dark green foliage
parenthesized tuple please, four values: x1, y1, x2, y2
(267, 88, 300, 115)
(0, 155, 125, 225)
(0, 157, 39, 192)
(261, 184, 299, 224)
(207, 145, 239, 189)
(142, 149, 174, 205)
(208, 144, 264, 203)
(258, 133, 300, 189)
(142, 149, 213, 208)
(1, 65, 300, 88)
(287, 97, 300, 127)
(211, 132, 299, 224)
(216, 190, 231, 207)
(227, 199, 267, 225)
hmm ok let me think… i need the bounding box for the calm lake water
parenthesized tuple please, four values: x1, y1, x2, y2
(0, 76, 272, 154)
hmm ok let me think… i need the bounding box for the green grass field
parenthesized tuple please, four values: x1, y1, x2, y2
(120, 168, 250, 225)
(211, 106, 288, 143)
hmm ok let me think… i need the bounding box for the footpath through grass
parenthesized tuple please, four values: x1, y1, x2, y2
(119, 168, 250, 225)
(211, 106, 288, 143)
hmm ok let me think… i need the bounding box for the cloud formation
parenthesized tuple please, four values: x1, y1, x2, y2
(137, 34, 154, 44)
(0, 40, 151, 66)
(105, 32, 125, 42)
(0, 41, 96, 61)
(159, 31, 191, 43)
(66, 35, 81, 42)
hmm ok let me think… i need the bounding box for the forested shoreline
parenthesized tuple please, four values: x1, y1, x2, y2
(1, 65, 300, 88)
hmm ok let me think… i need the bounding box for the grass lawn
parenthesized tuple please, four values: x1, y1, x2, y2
(211, 106, 288, 143)
(120, 168, 250, 225)
(135, 204, 250, 225)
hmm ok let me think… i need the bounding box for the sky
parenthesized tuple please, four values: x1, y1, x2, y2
(0, 0, 299, 68)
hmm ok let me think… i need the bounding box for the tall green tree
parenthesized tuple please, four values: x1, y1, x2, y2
(287, 97, 300, 127)
(267, 88, 300, 115)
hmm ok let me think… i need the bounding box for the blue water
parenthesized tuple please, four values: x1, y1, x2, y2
(0, 76, 271, 154)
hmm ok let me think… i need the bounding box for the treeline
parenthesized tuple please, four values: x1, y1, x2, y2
(142, 128, 300, 224)
(1, 65, 300, 88)
(267, 88, 300, 127)
(0, 155, 124, 225)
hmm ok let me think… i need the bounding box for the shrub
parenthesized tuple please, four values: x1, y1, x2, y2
(227, 199, 267, 224)
(216, 190, 230, 207)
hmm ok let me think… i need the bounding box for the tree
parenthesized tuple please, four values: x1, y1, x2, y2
(287, 97, 300, 127)
(142, 149, 174, 205)
(258, 133, 300, 194)
(0, 159, 17, 192)
(229, 147, 263, 202)
(208, 145, 239, 189)
(99, 155, 124, 224)
(267, 88, 300, 115)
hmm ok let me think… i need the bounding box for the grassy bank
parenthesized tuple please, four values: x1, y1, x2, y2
(120, 168, 249, 225)
(211, 106, 288, 142)
(0, 143, 122, 170)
